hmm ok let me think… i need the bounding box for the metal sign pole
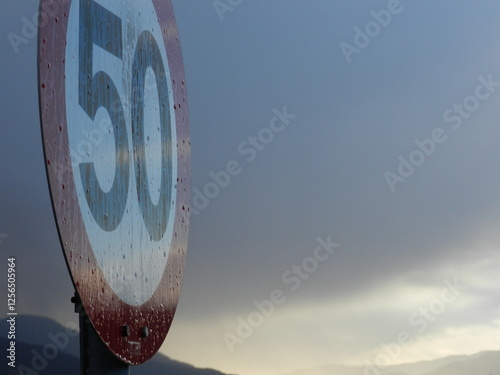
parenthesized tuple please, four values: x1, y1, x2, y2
(72, 294, 130, 375)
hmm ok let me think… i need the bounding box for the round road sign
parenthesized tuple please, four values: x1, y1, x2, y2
(38, 0, 190, 364)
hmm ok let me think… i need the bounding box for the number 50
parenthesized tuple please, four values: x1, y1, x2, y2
(78, 0, 173, 241)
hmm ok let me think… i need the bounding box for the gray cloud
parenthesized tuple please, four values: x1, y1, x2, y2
(3, 1, 500, 374)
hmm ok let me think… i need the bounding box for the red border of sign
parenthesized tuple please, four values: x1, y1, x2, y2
(38, 0, 190, 364)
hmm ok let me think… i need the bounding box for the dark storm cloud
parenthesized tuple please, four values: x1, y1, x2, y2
(3, 1, 500, 374)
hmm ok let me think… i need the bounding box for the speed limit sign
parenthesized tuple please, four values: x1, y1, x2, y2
(38, 0, 190, 364)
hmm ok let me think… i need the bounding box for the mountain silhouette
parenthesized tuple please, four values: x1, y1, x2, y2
(0, 315, 231, 375)
(283, 350, 500, 375)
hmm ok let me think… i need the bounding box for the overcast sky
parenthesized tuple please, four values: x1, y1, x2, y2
(2, 1, 500, 375)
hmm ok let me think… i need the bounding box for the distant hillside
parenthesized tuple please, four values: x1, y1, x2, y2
(283, 350, 500, 375)
(0, 315, 231, 375)
(136, 353, 234, 375)
(422, 351, 499, 375)
(0, 315, 80, 356)
(1, 336, 78, 375)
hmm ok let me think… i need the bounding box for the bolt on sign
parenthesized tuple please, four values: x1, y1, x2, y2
(38, 0, 190, 364)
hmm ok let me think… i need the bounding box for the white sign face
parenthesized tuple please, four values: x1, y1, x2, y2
(65, 0, 177, 306)
(40, 0, 189, 362)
